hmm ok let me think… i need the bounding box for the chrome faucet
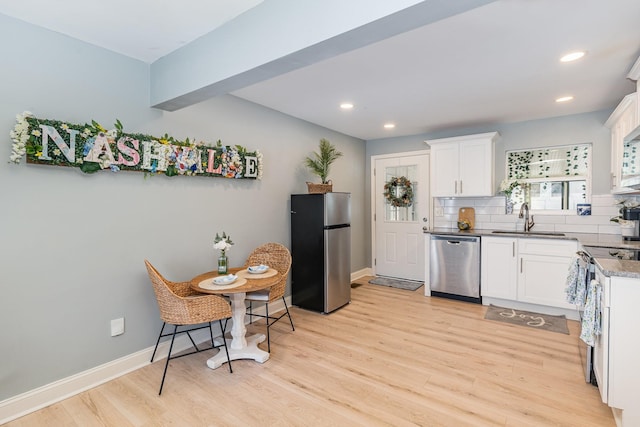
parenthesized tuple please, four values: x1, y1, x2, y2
(519, 202, 535, 232)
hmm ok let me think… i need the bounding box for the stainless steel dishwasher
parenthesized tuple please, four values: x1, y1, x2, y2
(429, 234, 481, 303)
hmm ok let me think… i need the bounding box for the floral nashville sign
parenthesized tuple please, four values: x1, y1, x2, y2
(9, 111, 262, 179)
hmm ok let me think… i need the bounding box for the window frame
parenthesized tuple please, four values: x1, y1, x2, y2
(504, 143, 592, 215)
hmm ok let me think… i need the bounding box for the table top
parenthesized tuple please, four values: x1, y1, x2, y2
(190, 267, 280, 295)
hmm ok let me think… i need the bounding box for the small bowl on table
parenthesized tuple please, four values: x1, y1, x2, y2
(248, 264, 269, 274)
(213, 274, 238, 285)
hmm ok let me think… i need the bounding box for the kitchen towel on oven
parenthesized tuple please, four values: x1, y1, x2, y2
(565, 256, 588, 305)
(580, 279, 602, 346)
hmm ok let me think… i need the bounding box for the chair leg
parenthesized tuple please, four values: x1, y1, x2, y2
(249, 301, 254, 324)
(159, 325, 178, 395)
(150, 322, 166, 363)
(208, 322, 215, 348)
(265, 303, 271, 353)
(185, 331, 198, 350)
(219, 319, 233, 374)
(282, 297, 295, 331)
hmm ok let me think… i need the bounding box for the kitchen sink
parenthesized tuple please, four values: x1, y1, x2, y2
(491, 230, 565, 237)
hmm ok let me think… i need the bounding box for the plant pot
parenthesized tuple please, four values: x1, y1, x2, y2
(306, 180, 332, 194)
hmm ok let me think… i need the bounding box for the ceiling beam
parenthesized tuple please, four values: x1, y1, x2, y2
(150, 0, 496, 111)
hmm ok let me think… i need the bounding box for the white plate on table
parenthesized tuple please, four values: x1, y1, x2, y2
(248, 264, 269, 274)
(213, 274, 238, 285)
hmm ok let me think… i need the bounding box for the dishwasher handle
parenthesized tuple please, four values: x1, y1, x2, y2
(431, 234, 479, 244)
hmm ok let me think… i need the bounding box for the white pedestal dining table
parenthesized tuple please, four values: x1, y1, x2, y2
(190, 267, 279, 369)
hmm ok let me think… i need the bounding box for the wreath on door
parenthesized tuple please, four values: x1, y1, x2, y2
(383, 176, 414, 207)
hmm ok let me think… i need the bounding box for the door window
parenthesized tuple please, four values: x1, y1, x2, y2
(384, 165, 417, 222)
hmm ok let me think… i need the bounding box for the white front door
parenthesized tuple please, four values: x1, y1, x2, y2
(373, 153, 429, 281)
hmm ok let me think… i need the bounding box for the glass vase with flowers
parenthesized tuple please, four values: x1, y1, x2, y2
(213, 232, 234, 274)
(499, 179, 521, 214)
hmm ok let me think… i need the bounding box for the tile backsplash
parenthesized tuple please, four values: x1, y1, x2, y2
(432, 194, 639, 235)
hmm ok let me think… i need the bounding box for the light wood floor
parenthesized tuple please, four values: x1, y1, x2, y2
(5, 277, 614, 426)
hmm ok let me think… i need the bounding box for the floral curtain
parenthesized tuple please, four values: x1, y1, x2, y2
(507, 144, 590, 180)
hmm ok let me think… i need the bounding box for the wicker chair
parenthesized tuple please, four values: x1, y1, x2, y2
(244, 243, 294, 352)
(145, 260, 233, 395)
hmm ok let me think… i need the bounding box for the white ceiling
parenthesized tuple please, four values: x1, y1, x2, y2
(0, 0, 264, 63)
(1, 0, 639, 140)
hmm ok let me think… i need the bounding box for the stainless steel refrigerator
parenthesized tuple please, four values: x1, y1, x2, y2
(291, 192, 351, 313)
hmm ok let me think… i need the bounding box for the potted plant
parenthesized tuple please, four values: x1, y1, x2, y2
(304, 138, 343, 193)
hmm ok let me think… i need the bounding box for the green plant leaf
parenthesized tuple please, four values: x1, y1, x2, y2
(166, 164, 178, 177)
(304, 138, 343, 183)
(80, 161, 101, 174)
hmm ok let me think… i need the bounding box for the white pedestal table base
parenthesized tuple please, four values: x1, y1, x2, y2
(207, 334, 269, 369)
(206, 291, 270, 369)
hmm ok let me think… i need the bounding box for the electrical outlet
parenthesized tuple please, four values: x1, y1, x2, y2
(434, 207, 444, 217)
(111, 317, 125, 337)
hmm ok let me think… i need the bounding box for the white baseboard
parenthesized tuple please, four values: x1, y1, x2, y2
(351, 267, 372, 281)
(0, 298, 287, 425)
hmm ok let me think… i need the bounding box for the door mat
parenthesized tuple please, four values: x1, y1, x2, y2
(368, 277, 424, 291)
(484, 305, 569, 335)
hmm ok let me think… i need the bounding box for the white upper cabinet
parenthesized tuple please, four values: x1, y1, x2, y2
(606, 93, 638, 194)
(427, 132, 498, 197)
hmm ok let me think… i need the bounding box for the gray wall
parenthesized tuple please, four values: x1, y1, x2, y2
(0, 14, 366, 401)
(0, 9, 616, 403)
(365, 110, 613, 265)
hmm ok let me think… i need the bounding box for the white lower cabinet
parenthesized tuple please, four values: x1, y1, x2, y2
(517, 238, 577, 309)
(481, 237, 577, 309)
(481, 237, 517, 299)
(593, 265, 640, 426)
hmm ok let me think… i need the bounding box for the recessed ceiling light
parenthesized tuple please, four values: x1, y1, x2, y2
(383, 123, 396, 129)
(340, 103, 354, 110)
(560, 51, 586, 62)
(555, 96, 574, 103)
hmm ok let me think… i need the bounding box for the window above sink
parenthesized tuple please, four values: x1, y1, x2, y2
(504, 143, 591, 213)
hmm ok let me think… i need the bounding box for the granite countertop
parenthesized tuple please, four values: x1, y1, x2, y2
(594, 258, 640, 278)
(425, 227, 640, 278)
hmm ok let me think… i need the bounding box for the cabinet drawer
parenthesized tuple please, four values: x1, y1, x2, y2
(518, 238, 577, 256)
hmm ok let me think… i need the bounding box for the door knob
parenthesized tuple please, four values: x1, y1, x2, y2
(423, 226, 428, 231)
